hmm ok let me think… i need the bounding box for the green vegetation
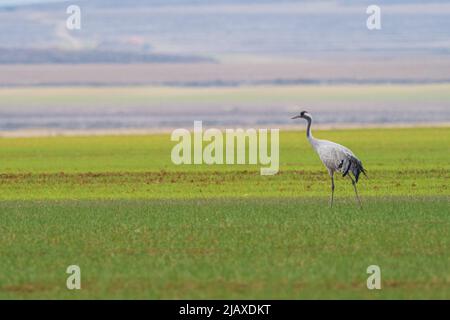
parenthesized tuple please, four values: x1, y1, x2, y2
(0, 198, 448, 299)
(0, 127, 448, 299)
(0, 128, 448, 200)
(1, 84, 450, 107)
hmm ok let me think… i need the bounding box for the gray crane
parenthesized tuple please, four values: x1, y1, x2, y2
(291, 111, 367, 207)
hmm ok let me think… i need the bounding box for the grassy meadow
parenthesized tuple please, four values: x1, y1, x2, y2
(0, 127, 449, 299)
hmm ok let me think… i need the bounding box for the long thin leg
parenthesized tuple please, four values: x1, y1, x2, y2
(330, 173, 335, 208)
(349, 176, 362, 208)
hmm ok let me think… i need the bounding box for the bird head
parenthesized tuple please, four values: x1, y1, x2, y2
(291, 110, 310, 120)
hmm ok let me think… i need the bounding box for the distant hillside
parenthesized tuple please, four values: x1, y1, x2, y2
(0, 0, 449, 63)
(0, 48, 214, 64)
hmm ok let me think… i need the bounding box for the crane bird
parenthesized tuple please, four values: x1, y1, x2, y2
(291, 111, 367, 207)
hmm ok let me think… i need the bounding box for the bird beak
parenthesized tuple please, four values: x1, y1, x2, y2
(291, 115, 301, 119)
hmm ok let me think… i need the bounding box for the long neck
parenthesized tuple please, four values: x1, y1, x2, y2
(305, 116, 314, 140)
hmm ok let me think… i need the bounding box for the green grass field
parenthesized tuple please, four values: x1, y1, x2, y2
(0, 127, 449, 299)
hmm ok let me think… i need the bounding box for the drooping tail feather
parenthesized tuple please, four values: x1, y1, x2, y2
(342, 155, 367, 183)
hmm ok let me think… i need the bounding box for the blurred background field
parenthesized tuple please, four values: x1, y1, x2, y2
(0, 0, 450, 132)
(0, 84, 449, 132)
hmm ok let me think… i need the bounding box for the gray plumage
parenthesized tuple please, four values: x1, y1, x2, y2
(292, 111, 367, 207)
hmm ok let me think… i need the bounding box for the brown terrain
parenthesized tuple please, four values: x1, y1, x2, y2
(1, 58, 450, 86)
